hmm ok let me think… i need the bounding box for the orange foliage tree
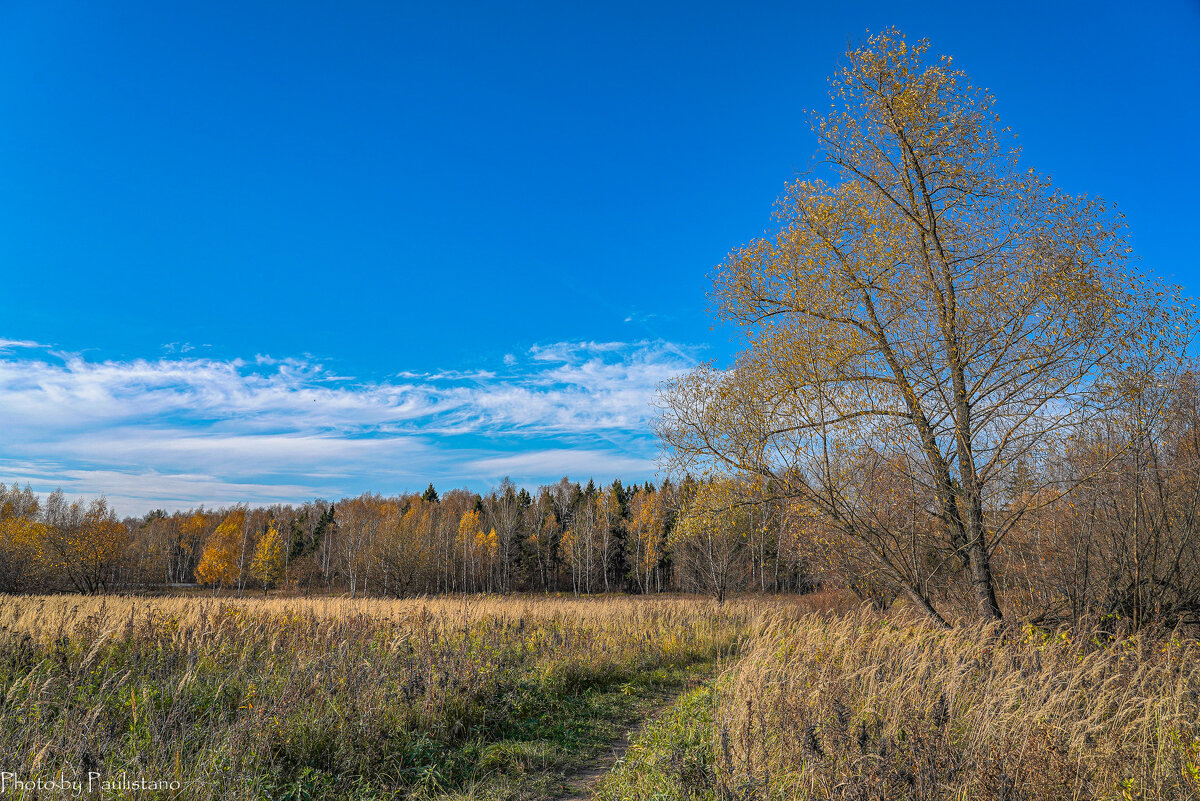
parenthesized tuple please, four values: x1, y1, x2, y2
(195, 509, 248, 592)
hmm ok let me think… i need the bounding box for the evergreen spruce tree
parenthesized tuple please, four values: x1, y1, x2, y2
(608, 480, 631, 592)
(289, 509, 309, 560)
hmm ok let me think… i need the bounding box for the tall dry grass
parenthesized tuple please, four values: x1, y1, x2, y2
(0, 594, 754, 800)
(714, 610, 1200, 800)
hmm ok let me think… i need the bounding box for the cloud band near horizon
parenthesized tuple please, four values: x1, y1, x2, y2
(0, 339, 700, 516)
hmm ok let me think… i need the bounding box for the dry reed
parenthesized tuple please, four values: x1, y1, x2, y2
(715, 610, 1200, 800)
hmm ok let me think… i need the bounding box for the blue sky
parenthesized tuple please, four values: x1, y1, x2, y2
(1, 1, 1198, 514)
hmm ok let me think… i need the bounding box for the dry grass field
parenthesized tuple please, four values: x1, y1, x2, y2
(2, 593, 1198, 800)
(0, 594, 758, 800)
(597, 611, 1200, 801)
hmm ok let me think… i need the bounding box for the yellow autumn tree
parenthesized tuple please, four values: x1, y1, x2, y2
(628, 489, 664, 593)
(671, 480, 753, 602)
(35, 493, 130, 594)
(0, 517, 47, 559)
(373, 497, 435, 596)
(249, 523, 285, 593)
(195, 509, 247, 592)
(0, 483, 47, 591)
(656, 29, 1192, 624)
(457, 509, 483, 590)
(477, 525, 499, 564)
(457, 509, 499, 591)
(1, 518, 47, 581)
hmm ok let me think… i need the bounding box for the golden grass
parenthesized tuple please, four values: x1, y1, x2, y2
(0, 592, 744, 635)
(0, 593, 759, 800)
(10, 590, 1184, 800)
(715, 610, 1200, 800)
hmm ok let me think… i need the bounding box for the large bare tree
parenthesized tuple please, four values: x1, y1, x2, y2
(657, 30, 1189, 623)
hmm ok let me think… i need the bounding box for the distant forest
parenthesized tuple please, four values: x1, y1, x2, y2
(0, 476, 810, 601)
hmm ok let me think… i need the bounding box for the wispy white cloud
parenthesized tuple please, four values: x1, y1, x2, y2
(0, 340, 700, 515)
(528, 340, 633, 362)
(0, 460, 328, 512)
(0, 338, 48, 351)
(465, 450, 654, 481)
(161, 342, 205, 354)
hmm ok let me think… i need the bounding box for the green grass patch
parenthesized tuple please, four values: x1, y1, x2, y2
(592, 680, 719, 801)
(421, 660, 717, 801)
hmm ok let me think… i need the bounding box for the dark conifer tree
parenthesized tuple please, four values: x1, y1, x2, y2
(289, 508, 309, 560)
(608, 479, 631, 591)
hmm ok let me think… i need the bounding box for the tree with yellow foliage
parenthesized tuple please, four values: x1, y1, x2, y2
(457, 508, 498, 592)
(38, 492, 130, 594)
(0, 483, 45, 592)
(249, 523, 285, 593)
(195, 509, 248, 593)
(657, 30, 1191, 624)
(672, 479, 753, 603)
(628, 488, 664, 594)
(365, 495, 439, 596)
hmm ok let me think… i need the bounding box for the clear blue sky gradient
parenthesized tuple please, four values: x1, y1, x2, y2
(4, 0, 1198, 373)
(1, 1, 1198, 512)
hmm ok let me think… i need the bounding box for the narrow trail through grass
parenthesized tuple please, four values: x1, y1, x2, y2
(591, 611, 1200, 801)
(437, 659, 721, 801)
(588, 679, 721, 801)
(551, 671, 711, 801)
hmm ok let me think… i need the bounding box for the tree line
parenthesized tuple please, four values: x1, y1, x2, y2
(0, 476, 812, 600)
